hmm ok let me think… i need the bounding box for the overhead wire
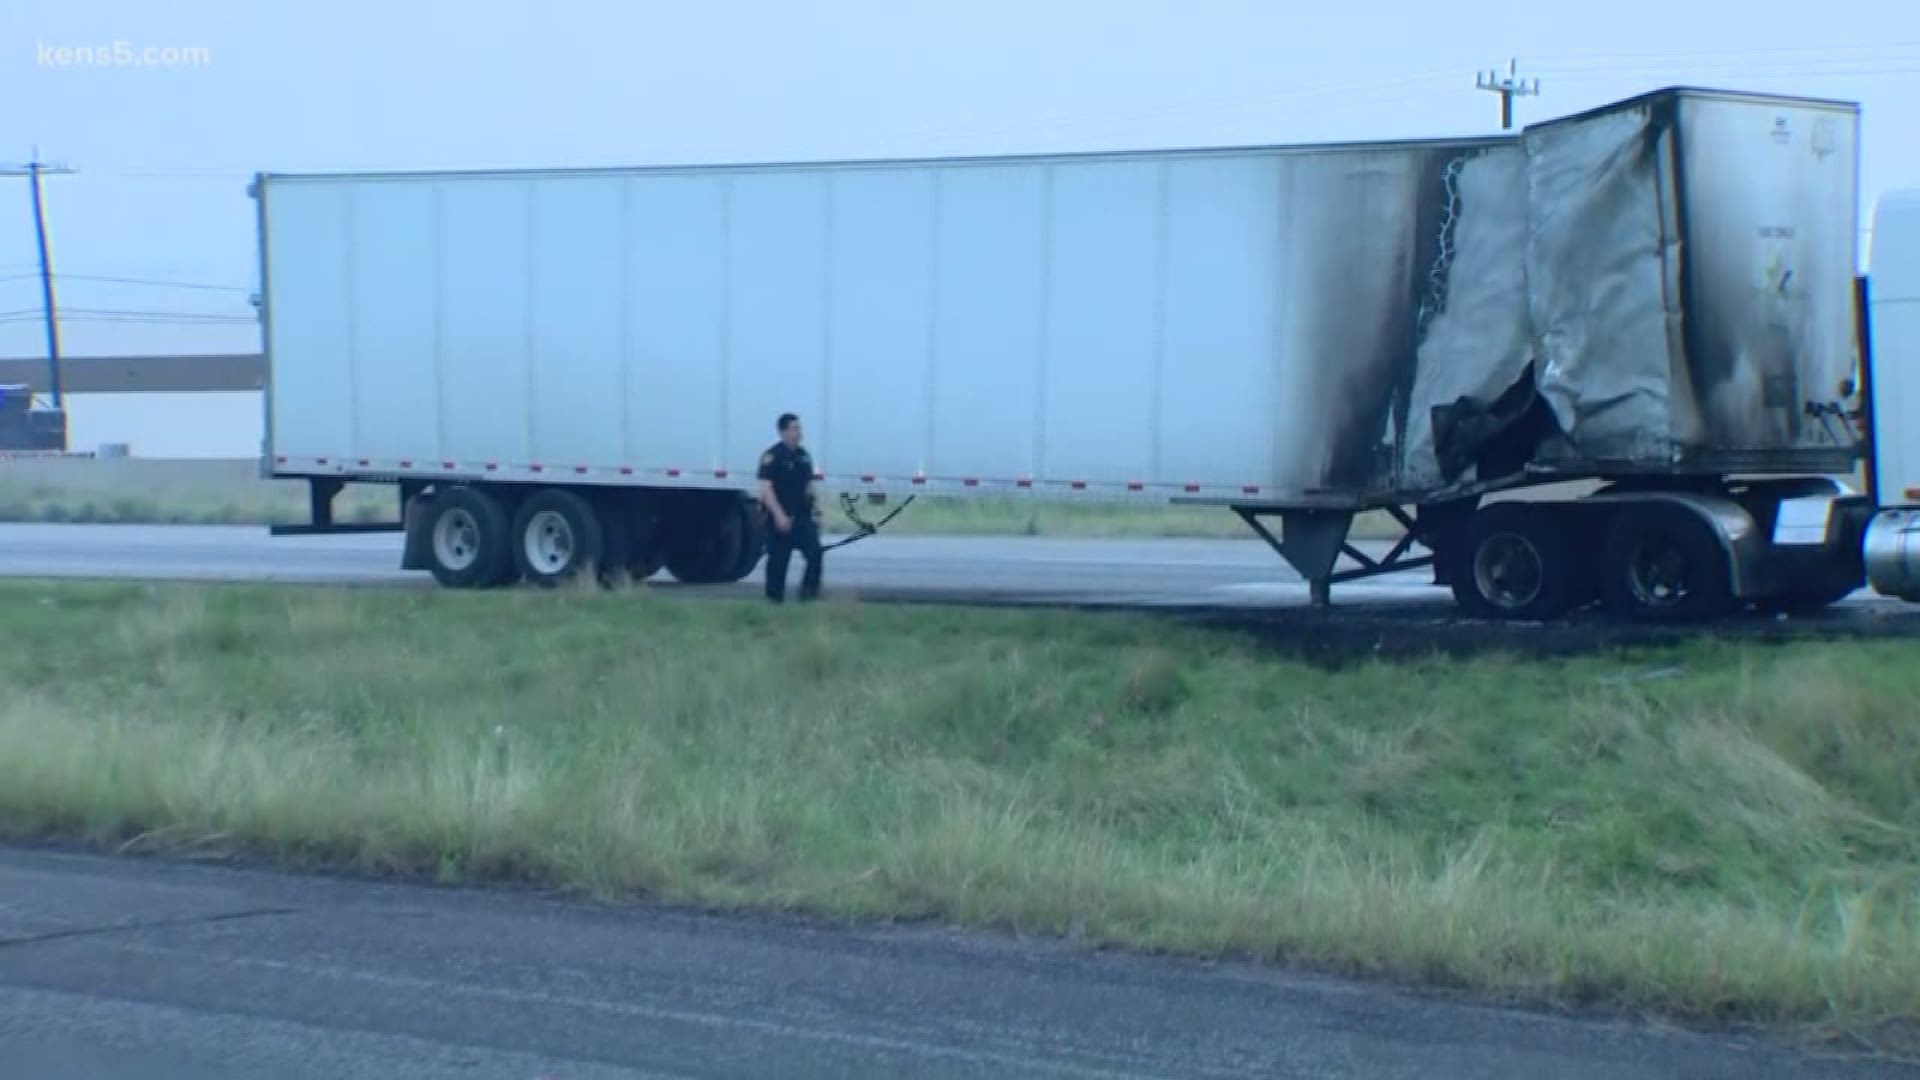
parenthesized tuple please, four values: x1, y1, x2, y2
(74, 38, 1920, 176)
(59, 311, 254, 321)
(1521, 41, 1920, 65)
(56, 273, 250, 292)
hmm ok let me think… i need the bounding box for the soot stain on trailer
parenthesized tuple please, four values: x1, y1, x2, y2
(1317, 146, 1485, 494)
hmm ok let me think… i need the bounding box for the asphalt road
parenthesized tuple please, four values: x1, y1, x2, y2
(0, 522, 1440, 608)
(1, 848, 1910, 1080)
(9, 522, 1920, 639)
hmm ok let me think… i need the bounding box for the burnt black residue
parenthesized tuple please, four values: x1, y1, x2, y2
(1666, 97, 1808, 453)
(1431, 363, 1562, 485)
(1397, 149, 1464, 448)
(1320, 148, 1483, 492)
(865, 595, 1920, 670)
(1179, 603, 1920, 669)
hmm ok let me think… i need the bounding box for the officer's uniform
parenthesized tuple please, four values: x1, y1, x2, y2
(758, 441, 822, 602)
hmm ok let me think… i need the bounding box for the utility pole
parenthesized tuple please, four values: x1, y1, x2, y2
(1, 149, 77, 409)
(1476, 59, 1541, 131)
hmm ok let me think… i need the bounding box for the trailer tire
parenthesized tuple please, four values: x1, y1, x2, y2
(724, 499, 769, 583)
(1600, 503, 1735, 622)
(591, 495, 636, 588)
(1442, 503, 1578, 621)
(623, 503, 666, 582)
(511, 488, 607, 588)
(662, 500, 729, 584)
(425, 486, 514, 590)
(629, 542, 667, 582)
(663, 496, 765, 585)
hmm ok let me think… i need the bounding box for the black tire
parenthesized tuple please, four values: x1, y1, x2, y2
(1441, 502, 1578, 621)
(662, 499, 729, 585)
(663, 495, 767, 585)
(629, 540, 667, 581)
(592, 494, 636, 588)
(622, 501, 667, 581)
(510, 488, 607, 588)
(723, 498, 769, 583)
(424, 486, 514, 590)
(1599, 503, 1736, 622)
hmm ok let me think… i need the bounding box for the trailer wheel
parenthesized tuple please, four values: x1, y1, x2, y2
(511, 489, 607, 588)
(661, 500, 727, 584)
(425, 486, 514, 589)
(590, 495, 636, 588)
(1600, 503, 1735, 622)
(620, 502, 666, 582)
(1442, 503, 1577, 621)
(724, 499, 769, 583)
(663, 496, 764, 584)
(628, 535, 667, 581)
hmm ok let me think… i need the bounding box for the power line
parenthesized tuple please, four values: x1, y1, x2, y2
(56, 307, 254, 321)
(4, 315, 257, 327)
(1541, 64, 1920, 83)
(1522, 40, 1920, 65)
(56, 273, 250, 292)
(72, 39, 1920, 176)
(0, 304, 256, 326)
(61, 306, 251, 315)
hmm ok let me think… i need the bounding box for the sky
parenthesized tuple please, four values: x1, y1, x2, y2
(2, 0, 1919, 366)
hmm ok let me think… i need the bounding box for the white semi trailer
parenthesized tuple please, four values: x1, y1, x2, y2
(255, 87, 1920, 621)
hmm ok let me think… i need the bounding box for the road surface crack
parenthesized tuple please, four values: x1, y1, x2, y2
(0, 906, 303, 949)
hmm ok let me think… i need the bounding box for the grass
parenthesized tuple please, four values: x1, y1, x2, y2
(0, 458, 396, 526)
(0, 580, 1916, 1034)
(0, 456, 1403, 539)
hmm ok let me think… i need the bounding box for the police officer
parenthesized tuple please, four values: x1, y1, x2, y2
(757, 412, 823, 603)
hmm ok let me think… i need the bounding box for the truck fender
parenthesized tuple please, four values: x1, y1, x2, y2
(1579, 490, 1765, 599)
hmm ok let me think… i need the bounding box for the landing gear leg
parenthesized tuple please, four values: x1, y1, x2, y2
(1235, 505, 1433, 607)
(1309, 577, 1332, 607)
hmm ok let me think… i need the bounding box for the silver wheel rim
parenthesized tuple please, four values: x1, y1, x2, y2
(524, 509, 575, 574)
(1472, 532, 1544, 611)
(432, 508, 482, 572)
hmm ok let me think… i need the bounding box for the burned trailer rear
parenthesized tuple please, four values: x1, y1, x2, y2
(1025, 86, 1875, 626)
(1241, 87, 1868, 621)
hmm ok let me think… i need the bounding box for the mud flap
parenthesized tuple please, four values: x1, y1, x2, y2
(400, 491, 434, 571)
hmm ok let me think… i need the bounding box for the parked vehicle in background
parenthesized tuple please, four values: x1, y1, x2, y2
(0, 386, 67, 452)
